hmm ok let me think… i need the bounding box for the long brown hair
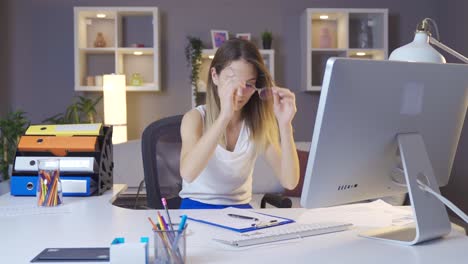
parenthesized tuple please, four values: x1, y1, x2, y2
(205, 38, 279, 151)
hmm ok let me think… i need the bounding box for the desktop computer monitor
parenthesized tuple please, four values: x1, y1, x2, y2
(300, 58, 468, 245)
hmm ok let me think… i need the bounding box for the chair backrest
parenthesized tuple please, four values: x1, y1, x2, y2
(141, 115, 184, 209)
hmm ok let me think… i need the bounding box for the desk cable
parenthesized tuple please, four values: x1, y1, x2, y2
(390, 169, 468, 224)
(416, 180, 468, 224)
(134, 179, 146, 209)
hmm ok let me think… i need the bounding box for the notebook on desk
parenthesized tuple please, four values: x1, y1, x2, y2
(186, 207, 294, 233)
(31, 247, 109, 262)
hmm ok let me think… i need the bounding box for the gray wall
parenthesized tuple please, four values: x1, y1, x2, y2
(3, 1, 468, 202)
(6, 0, 32, 118)
(6, 0, 445, 140)
(436, 0, 468, 221)
(3, 0, 468, 216)
(0, 0, 10, 117)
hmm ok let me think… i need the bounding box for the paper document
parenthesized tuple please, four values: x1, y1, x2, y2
(297, 199, 413, 228)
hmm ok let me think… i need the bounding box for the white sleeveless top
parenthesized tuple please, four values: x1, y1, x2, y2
(179, 105, 258, 204)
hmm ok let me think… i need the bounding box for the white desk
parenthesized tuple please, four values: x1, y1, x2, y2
(1, 184, 467, 264)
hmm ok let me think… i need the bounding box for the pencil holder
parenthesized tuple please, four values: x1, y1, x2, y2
(154, 225, 186, 264)
(36, 159, 63, 207)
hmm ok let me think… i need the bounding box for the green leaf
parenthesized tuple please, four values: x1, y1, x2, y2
(185, 36, 204, 104)
(0, 110, 29, 180)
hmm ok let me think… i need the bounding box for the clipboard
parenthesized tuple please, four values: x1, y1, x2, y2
(185, 207, 294, 233)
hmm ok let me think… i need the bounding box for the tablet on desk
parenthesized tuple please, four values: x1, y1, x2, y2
(31, 247, 109, 262)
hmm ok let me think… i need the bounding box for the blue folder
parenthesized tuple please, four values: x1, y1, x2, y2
(10, 176, 97, 197)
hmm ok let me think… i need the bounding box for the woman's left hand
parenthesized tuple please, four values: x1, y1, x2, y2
(272, 87, 297, 127)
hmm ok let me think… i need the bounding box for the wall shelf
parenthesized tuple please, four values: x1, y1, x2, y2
(301, 8, 388, 91)
(74, 7, 160, 92)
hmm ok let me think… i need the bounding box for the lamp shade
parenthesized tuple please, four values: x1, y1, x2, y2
(103, 74, 127, 144)
(389, 32, 446, 63)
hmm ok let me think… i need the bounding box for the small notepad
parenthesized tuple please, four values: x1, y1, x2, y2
(186, 207, 294, 233)
(31, 248, 109, 262)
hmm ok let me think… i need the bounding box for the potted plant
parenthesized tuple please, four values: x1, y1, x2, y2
(185, 36, 203, 106)
(261, 30, 273, 49)
(76, 95, 102, 123)
(0, 110, 29, 181)
(43, 95, 102, 124)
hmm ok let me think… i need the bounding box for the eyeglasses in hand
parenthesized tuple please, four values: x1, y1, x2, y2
(224, 67, 273, 100)
(245, 83, 273, 100)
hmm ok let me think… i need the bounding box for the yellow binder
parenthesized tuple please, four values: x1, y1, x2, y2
(25, 124, 103, 136)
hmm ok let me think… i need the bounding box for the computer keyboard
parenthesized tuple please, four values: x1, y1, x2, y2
(213, 222, 352, 247)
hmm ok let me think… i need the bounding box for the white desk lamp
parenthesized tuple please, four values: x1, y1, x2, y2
(384, 17, 468, 245)
(389, 18, 468, 64)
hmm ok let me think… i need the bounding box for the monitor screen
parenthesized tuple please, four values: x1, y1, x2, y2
(301, 58, 468, 209)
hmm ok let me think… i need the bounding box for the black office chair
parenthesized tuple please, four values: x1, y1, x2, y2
(142, 115, 184, 209)
(141, 115, 292, 209)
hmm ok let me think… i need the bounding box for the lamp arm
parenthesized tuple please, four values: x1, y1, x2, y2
(429, 37, 468, 64)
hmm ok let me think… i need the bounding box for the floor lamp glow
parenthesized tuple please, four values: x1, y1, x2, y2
(103, 74, 127, 144)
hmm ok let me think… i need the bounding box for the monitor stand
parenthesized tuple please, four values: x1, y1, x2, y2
(360, 133, 452, 245)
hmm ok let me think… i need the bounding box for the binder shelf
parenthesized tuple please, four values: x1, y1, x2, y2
(11, 125, 114, 196)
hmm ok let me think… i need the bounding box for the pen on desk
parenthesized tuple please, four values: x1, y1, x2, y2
(161, 198, 174, 231)
(171, 215, 187, 263)
(158, 212, 175, 243)
(251, 220, 279, 228)
(172, 215, 187, 249)
(148, 217, 158, 231)
(152, 218, 178, 263)
(157, 211, 168, 230)
(178, 215, 187, 233)
(227, 213, 259, 221)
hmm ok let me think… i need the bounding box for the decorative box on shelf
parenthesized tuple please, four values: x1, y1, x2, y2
(301, 8, 388, 91)
(74, 7, 160, 92)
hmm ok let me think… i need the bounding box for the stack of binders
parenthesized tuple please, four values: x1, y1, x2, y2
(10, 123, 114, 197)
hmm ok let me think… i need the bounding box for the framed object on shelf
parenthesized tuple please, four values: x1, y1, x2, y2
(211, 30, 229, 49)
(236, 33, 251, 41)
(74, 7, 160, 92)
(301, 8, 388, 91)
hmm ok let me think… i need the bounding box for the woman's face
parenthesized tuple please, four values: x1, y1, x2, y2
(213, 59, 257, 111)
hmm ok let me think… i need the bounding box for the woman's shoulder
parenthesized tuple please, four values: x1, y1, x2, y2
(182, 107, 204, 129)
(183, 108, 202, 120)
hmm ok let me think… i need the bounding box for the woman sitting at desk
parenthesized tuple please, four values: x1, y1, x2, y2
(179, 39, 299, 209)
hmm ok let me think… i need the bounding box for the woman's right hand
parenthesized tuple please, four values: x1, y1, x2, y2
(218, 67, 242, 122)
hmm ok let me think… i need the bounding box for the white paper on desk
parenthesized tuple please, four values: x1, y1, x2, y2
(297, 200, 413, 228)
(0, 204, 71, 217)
